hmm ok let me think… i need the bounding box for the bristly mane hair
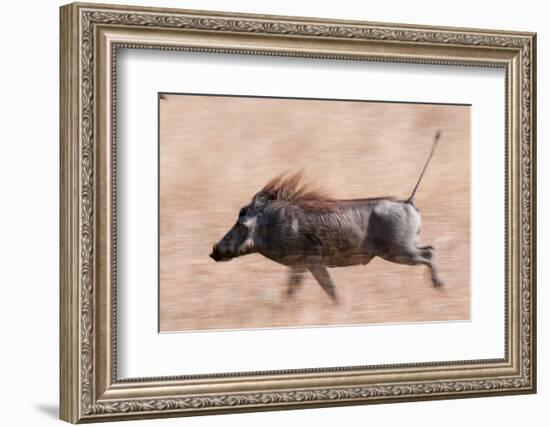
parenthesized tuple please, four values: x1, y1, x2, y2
(261, 171, 334, 203)
(260, 171, 396, 206)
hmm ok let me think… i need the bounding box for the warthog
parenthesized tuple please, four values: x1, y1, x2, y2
(210, 131, 444, 302)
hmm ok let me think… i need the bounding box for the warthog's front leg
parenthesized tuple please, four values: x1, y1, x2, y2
(308, 265, 339, 303)
(286, 266, 306, 297)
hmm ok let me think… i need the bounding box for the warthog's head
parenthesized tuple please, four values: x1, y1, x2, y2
(209, 191, 275, 262)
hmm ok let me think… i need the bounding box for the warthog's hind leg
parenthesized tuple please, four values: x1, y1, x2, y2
(308, 265, 339, 303)
(380, 245, 444, 288)
(419, 245, 444, 288)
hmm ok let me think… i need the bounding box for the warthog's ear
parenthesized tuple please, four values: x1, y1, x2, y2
(252, 191, 276, 211)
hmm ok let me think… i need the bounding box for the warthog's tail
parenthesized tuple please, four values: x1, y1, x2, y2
(406, 130, 442, 206)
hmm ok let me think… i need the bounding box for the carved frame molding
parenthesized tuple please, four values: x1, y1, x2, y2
(60, 2, 536, 423)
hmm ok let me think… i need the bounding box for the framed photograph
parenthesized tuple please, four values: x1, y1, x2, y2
(60, 2, 537, 423)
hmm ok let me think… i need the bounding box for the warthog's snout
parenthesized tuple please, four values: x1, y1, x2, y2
(209, 245, 221, 261)
(210, 245, 233, 262)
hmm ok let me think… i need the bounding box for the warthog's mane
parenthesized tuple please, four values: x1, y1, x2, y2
(261, 171, 333, 204)
(260, 171, 396, 207)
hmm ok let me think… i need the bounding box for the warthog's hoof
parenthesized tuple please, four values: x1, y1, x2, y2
(432, 278, 445, 288)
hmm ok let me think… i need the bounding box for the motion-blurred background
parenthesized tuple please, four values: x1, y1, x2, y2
(159, 94, 470, 332)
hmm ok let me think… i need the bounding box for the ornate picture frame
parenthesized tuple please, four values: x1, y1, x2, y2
(60, 2, 536, 423)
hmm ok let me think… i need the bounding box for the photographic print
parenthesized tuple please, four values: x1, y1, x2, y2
(159, 94, 470, 332)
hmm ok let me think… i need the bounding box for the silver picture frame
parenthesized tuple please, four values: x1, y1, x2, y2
(60, 2, 536, 423)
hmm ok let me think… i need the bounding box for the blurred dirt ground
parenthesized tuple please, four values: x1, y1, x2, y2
(159, 94, 470, 332)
